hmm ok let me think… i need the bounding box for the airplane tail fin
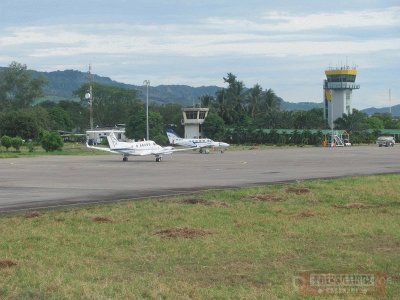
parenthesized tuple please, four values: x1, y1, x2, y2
(166, 129, 181, 145)
(107, 131, 121, 149)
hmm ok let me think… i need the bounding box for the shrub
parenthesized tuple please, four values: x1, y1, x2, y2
(11, 136, 23, 151)
(40, 131, 64, 152)
(27, 142, 35, 152)
(1, 135, 12, 151)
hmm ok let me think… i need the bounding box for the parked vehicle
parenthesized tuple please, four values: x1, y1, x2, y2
(376, 136, 395, 147)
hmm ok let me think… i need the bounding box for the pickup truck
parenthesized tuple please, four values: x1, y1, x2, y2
(376, 136, 395, 147)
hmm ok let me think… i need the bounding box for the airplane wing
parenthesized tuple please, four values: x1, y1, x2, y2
(151, 146, 194, 156)
(86, 143, 120, 154)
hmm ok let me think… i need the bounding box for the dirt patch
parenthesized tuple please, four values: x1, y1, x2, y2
(0, 259, 17, 268)
(250, 194, 282, 202)
(249, 145, 261, 150)
(24, 211, 41, 218)
(286, 187, 310, 195)
(155, 227, 212, 238)
(294, 210, 317, 218)
(216, 201, 230, 208)
(333, 203, 378, 209)
(92, 216, 113, 223)
(181, 198, 212, 205)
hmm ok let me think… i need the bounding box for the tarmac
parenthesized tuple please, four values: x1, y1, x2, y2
(1, 145, 400, 212)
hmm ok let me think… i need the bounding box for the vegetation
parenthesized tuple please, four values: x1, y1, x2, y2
(0, 62, 46, 109)
(0, 175, 399, 299)
(10, 137, 23, 151)
(40, 130, 64, 152)
(1, 61, 400, 149)
(0, 135, 12, 151)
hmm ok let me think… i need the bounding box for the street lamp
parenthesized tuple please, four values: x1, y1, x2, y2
(143, 80, 150, 140)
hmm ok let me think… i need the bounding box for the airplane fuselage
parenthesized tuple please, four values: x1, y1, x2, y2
(171, 137, 229, 150)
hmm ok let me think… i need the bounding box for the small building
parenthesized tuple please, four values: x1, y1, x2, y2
(181, 107, 209, 138)
(86, 126, 126, 145)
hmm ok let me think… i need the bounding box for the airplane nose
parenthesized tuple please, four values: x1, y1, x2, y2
(220, 142, 229, 147)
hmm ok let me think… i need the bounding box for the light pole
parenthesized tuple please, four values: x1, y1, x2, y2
(143, 80, 150, 140)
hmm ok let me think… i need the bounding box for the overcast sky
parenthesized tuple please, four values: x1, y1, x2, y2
(0, 0, 399, 109)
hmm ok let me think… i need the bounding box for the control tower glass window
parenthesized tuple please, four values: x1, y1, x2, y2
(327, 75, 356, 83)
(185, 111, 197, 119)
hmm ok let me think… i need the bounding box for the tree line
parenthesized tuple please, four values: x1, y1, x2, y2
(1, 62, 399, 150)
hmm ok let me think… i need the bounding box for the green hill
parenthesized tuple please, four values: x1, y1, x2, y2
(0, 66, 326, 110)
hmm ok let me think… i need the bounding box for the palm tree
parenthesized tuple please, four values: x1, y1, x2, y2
(247, 84, 262, 119)
(334, 110, 368, 133)
(222, 73, 246, 124)
(263, 88, 280, 114)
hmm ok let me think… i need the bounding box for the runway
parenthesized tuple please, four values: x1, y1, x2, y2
(1, 145, 399, 212)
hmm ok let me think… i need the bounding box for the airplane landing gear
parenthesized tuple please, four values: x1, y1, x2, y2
(155, 156, 163, 162)
(123, 156, 128, 162)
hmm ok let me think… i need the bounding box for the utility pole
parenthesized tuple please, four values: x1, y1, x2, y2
(85, 64, 94, 130)
(143, 80, 150, 140)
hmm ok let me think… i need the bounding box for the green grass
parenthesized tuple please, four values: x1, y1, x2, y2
(0, 175, 399, 299)
(0, 143, 109, 158)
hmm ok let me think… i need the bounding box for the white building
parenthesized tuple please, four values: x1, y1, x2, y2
(86, 127, 126, 145)
(181, 107, 209, 138)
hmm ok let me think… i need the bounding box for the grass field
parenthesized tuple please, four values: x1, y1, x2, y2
(0, 143, 107, 158)
(0, 175, 399, 299)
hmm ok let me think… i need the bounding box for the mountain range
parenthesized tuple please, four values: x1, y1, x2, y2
(1, 67, 397, 115)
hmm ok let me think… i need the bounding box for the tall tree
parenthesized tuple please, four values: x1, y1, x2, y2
(74, 82, 139, 127)
(0, 108, 51, 139)
(125, 111, 164, 142)
(0, 61, 47, 110)
(261, 88, 280, 116)
(221, 73, 246, 124)
(247, 84, 263, 119)
(199, 95, 214, 108)
(203, 113, 226, 140)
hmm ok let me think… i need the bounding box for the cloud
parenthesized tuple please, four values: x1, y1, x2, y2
(1, 15, 399, 60)
(259, 6, 400, 31)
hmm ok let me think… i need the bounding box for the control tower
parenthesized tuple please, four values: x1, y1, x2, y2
(181, 107, 209, 138)
(323, 67, 360, 128)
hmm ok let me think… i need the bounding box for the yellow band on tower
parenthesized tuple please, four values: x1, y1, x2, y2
(325, 69, 357, 76)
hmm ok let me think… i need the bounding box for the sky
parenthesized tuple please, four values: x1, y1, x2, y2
(0, 0, 399, 109)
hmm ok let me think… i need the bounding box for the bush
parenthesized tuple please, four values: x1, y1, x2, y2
(40, 131, 64, 152)
(27, 142, 35, 152)
(11, 136, 23, 151)
(1, 135, 12, 151)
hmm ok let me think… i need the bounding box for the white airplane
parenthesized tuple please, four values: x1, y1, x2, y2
(166, 129, 229, 153)
(86, 131, 191, 162)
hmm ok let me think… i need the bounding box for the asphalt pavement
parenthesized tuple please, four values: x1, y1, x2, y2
(1, 145, 399, 212)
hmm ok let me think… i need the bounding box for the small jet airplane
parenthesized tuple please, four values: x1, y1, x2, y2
(86, 131, 191, 162)
(166, 129, 230, 153)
